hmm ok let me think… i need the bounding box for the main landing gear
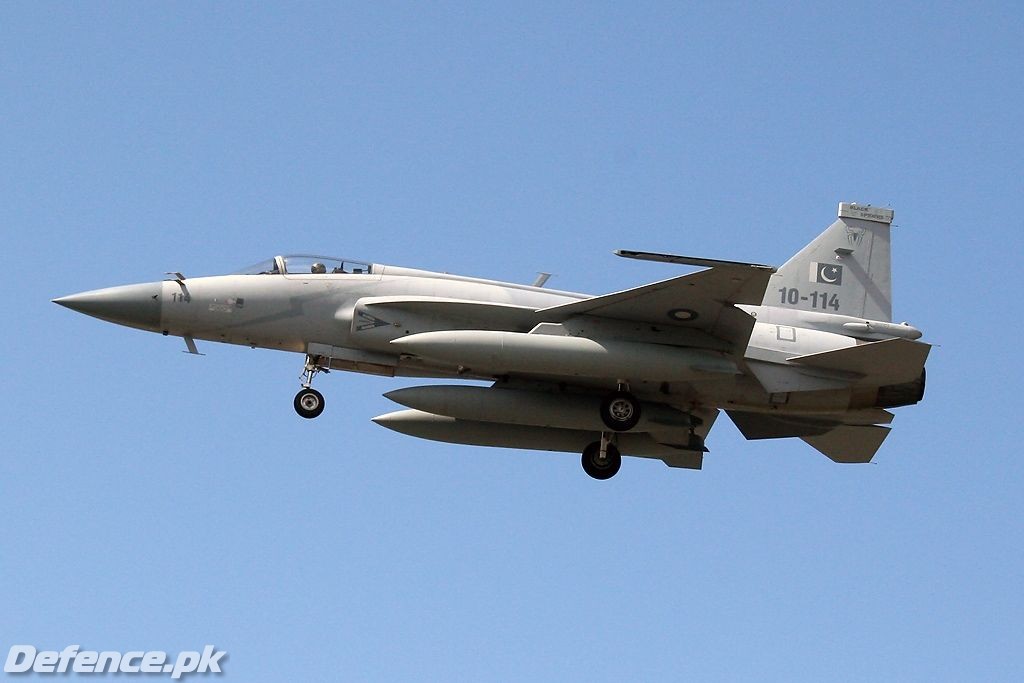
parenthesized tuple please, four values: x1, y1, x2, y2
(294, 354, 328, 419)
(582, 434, 622, 480)
(581, 384, 638, 479)
(600, 389, 641, 431)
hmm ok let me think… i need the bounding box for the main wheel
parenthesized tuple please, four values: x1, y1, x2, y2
(600, 391, 641, 431)
(294, 388, 325, 419)
(581, 441, 622, 480)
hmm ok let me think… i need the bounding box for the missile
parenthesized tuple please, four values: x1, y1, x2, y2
(372, 409, 701, 464)
(390, 330, 737, 382)
(841, 320, 923, 340)
(384, 384, 696, 433)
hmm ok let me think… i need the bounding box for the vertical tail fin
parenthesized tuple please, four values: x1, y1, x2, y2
(763, 203, 894, 321)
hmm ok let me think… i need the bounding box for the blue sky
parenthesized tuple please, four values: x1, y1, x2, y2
(2, 2, 1022, 680)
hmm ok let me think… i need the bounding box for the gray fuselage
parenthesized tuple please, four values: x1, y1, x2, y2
(78, 263, 916, 419)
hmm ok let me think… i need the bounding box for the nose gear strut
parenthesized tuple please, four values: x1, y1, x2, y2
(294, 354, 329, 419)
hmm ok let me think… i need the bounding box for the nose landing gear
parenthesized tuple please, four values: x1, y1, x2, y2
(294, 354, 328, 419)
(294, 387, 325, 419)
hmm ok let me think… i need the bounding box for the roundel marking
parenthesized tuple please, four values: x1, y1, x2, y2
(667, 308, 699, 322)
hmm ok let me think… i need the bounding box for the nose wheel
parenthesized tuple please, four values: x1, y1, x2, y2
(294, 387, 325, 419)
(294, 353, 328, 419)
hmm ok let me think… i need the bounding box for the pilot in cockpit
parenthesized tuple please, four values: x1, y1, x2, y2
(311, 262, 326, 274)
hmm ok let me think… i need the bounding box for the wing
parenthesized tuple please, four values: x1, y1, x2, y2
(534, 263, 775, 354)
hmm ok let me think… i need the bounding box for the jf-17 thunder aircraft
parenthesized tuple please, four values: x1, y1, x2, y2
(55, 202, 928, 479)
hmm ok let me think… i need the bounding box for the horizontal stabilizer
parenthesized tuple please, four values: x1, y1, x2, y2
(801, 425, 891, 463)
(788, 338, 930, 386)
(729, 411, 890, 462)
(727, 411, 837, 440)
(727, 409, 895, 441)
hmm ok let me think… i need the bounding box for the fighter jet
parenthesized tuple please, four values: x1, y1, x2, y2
(54, 202, 928, 479)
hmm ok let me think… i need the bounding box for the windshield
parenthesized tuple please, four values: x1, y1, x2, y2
(234, 255, 372, 275)
(234, 258, 281, 275)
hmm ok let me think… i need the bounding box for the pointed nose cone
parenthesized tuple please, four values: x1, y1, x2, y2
(53, 282, 164, 331)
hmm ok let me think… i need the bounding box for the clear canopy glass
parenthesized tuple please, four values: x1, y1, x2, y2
(234, 255, 372, 275)
(281, 255, 372, 275)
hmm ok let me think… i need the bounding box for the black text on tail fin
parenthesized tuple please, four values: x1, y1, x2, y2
(763, 203, 894, 321)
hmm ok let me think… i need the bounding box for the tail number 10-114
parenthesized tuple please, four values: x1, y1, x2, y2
(778, 288, 839, 311)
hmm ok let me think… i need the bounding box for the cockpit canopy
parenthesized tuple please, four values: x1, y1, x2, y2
(234, 255, 373, 276)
